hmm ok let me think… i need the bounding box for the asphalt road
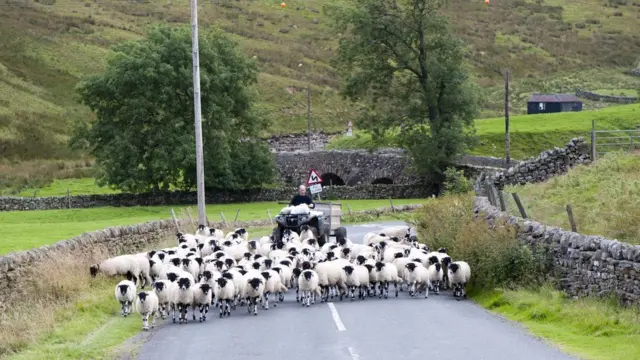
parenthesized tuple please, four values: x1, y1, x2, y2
(136, 221, 576, 360)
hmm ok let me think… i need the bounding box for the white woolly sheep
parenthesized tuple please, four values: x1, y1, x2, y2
(298, 269, 322, 307)
(152, 280, 174, 319)
(261, 269, 287, 309)
(243, 275, 265, 316)
(214, 277, 236, 317)
(404, 262, 431, 299)
(342, 264, 370, 300)
(192, 283, 213, 322)
(114, 280, 136, 317)
(427, 263, 444, 295)
(374, 261, 401, 298)
(90, 254, 140, 286)
(135, 291, 159, 330)
(448, 261, 471, 300)
(174, 276, 195, 324)
(315, 258, 349, 302)
(378, 225, 411, 240)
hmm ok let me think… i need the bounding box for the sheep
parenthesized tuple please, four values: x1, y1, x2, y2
(404, 262, 431, 299)
(448, 261, 471, 300)
(298, 269, 322, 307)
(192, 283, 213, 322)
(90, 255, 140, 286)
(315, 259, 349, 302)
(260, 269, 288, 310)
(378, 225, 411, 240)
(149, 258, 167, 282)
(114, 280, 136, 317)
(299, 225, 315, 242)
(243, 276, 265, 316)
(181, 257, 202, 280)
(427, 263, 444, 295)
(174, 276, 195, 324)
(135, 291, 159, 330)
(152, 280, 173, 319)
(214, 277, 236, 317)
(374, 261, 401, 298)
(342, 265, 370, 300)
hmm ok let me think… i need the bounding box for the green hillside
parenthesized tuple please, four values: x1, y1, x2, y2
(0, 0, 639, 162)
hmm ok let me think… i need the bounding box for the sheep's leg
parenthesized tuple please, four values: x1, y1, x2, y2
(296, 285, 300, 302)
(263, 292, 270, 310)
(394, 282, 398, 298)
(172, 304, 177, 323)
(424, 282, 429, 299)
(409, 282, 416, 297)
(252, 297, 258, 316)
(226, 299, 232, 316)
(435, 281, 440, 295)
(120, 301, 126, 317)
(384, 282, 390, 299)
(199, 305, 204, 322)
(142, 312, 149, 330)
(150, 310, 156, 328)
(192, 305, 196, 321)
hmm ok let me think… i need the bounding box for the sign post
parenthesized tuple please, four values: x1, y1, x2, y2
(306, 169, 323, 200)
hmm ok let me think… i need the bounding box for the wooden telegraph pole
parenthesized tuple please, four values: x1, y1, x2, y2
(307, 86, 311, 150)
(191, 0, 207, 225)
(504, 69, 511, 166)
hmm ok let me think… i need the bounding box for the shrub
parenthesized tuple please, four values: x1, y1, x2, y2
(442, 166, 474, 195)
(409, 194, 551, 292)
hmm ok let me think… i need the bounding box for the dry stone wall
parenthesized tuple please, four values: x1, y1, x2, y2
(0, 184, 432, 212)
(265, 132, 340, 152)
(474, 138, 640, 305)
(576, 90, 638, 104)
(480, 138, 591, 190)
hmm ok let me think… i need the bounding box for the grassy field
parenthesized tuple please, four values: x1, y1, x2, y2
(328, 103, 640, 159)
(591, 88, 639, 97)
(1, 0, 639, 162)
(504, 151, 640, 244)
(0, 198, 426, 255)
(475, 286, 640, 360)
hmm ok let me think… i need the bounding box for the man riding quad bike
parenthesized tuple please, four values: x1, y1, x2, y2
(272, 185, 343, 247)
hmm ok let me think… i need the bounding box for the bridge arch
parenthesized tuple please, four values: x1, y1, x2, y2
(371, 177, 393, 185)
(321, 173, 345, 187)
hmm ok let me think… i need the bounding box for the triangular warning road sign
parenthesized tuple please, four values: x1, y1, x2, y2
(306, 169, 323, 185)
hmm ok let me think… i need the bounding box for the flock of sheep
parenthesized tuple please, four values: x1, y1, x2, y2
(90, 217, 471, 331)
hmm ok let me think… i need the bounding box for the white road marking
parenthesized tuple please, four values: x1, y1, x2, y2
(327, 302, 346, 331)
(348, 347, 360, 360)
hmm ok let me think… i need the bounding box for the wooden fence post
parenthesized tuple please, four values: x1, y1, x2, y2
(186, 208, 196, 231)
(389, 198, 395, 212)
(234, 209, 240, 222)
(67, 188, 71, 209)
(33, 189, 38, 198)
(346, 204, 352, 215)
(267, 209, 274, 226)
(497, 189, 506, 212)
(566, 204, 577, 232)
(511, 193, 528, 219)
(591, 119, 596, 161)
(170, 208, 181, 232)
(220, 212, 227, 227)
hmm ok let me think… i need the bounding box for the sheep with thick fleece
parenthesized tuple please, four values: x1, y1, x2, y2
(342, 265, 370, 300)
(214, 277, 236, 317)
(298, 269, 322, 307)
(114, 280, 136, 317)
(260, 269, 288, 310)
(243, 275, 265, 316)
(174, 276, 195, 324)
(134, 291, 159, 330)
(378, 225, 411, 240)
(315, 259, 349, 302)
(374, 262, 401, 298)
(299, 225, 315, 242)
(426, 263, 444, 295)
(181, 257, 201, 280)
(192, 283, 213, 322)
(149, 258, 167, 282)
(448, 261, 471, 300)
(404, 262, 431, 298)
(152, 280, 174, 319)
(90, 255, 140, 286)
(363, 232, 390, 246)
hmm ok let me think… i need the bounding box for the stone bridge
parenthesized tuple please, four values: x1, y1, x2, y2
(274, 149, 510, 186)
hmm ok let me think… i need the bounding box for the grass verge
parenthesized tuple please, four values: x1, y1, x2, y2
(0, 198, 426, 255)
(504, 151, 640, 244)
(327, 103, 640, 159)
(475, 286, 640, 360)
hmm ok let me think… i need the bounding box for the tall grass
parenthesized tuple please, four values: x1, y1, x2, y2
(505, 151, 640, 244)
(0, 159, 94, 196)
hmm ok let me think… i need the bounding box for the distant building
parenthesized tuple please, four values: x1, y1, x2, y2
(527, 94, 582, 115)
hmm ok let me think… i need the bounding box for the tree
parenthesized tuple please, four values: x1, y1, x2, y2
(324, 0, 480, 182)
(71, 25, 275, 192)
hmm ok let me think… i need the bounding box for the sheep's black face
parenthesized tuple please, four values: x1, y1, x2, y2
(428, 256, 439, 265)
(176, 232, 184, 239)
(89, 264, 99, 277)
(249, 278, 262, 290)
(238, 269, 247, 276)
(178, 238, 187, 244)
(264, 259, 273, 269)
(343, 266, 354, 275)
(442, 257, 451, 267)
(200, 283, 211, 294)
(118, 284, 129, 295)
(154, 282, 165, 291)
(293, 268, 302, 277)
(182, 258, 191, 267)
(280, 260, 292, 268)
(356, 255, 366, 265)
(198, 243, 205, 250)
(342, 248, 351, 256)
(405, 263, 417, 272)
(248, 262, 258, 270)
(326, 251, 335, 261)
(379, 241, 387, 250)
(435, 263, 442, 272)
(308, 238, 316, 246)
(148, 251, 157, 259)
(301, 261, 312, 270)
(216, 277, 228, 288)
(390, 236, 400, 243)
(167, 273, 179, 282)
(138, 292, 148, 301)
(337, 237, 346, 246)
(208, 228, 216, 235)
(329, 245, 338, 250)
(195, 257, 203, 266)
(244, 252, 252, 260)
(248, 241, 256, 250)
(126, 271, 136, 283)
(209, 239, 218, 247)
(180, 244, 189, 250)
(364, 264, 374, 273)
(379, 233, 386, 237)
(288, 248, 297, 255)
(222, 272, 233, 280)
(224, 258, 234, 268)
(213, 246, 223, 253)
(214, 252, 225, 259)
(157, 252, 166, 261)
(168, 250, 176, 255)
(198, 225, 205, 231)
(403, 249, 411, 257)
(374, 262, 385, 272)
(272, 267, 281, 274)
(410, 235, 418, 243)
(394, 252, 403, 259)
(202, 271, 213, 281)
(215, 260, 225, 270)
(187, 253, 196, 258)
(223, 240, 233, 247)
(149, 260, 156, 269)
(178, 277, 191, 290)
(300, 225, 310, 232)
(411, 258, 422, 263)
(438, 247, 447, 254)
(170, 258, 181, 267)
(449, 263, 460, 273)
(302, 248, 310, 256)
(261, 271, 271, 280)
(236, 228, 247, 235)
(254, 254, 263, 260)
(302, 270, 313, 281)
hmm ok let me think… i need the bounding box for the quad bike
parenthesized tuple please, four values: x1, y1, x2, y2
(273, 202, 346, 248)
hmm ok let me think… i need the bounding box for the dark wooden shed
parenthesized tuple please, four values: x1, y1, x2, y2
(527, 94, 582, 115)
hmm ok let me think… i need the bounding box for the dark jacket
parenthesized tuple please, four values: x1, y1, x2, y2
(290, 194, 314, 207)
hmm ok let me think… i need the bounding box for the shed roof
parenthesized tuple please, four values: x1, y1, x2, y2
(528, 94, 581, 103)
